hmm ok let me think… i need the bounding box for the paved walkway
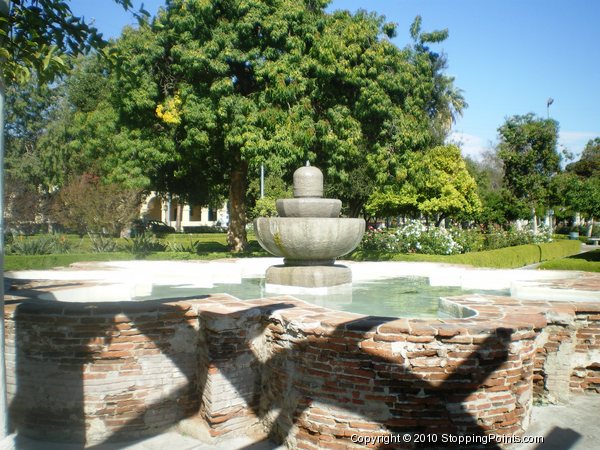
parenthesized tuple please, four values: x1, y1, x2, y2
(512, 395, 600, 450)
(1, 395, 598, 449)
(0, 434, 284, 450)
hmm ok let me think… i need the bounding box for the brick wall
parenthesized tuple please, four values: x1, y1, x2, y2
(570, 311, 600, 394)
(531, 304, 600, 401)
(260, 306, 539, 449)
(5, 299, 201, 444)
(5, 291, 600, 448)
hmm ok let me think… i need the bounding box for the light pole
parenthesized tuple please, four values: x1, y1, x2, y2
(260, 164, 264, 199)
(547, 97, 554, 119)
(0, 0, 10, 439)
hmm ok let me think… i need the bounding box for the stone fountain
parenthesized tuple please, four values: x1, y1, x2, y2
(254, 164, 365, 290)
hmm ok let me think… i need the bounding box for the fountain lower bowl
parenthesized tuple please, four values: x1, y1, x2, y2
(254, 217, 365, 261)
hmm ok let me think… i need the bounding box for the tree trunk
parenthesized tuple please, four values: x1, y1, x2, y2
(227, 155, 248, 252)
(348, 199, 363, 218)
(175, 202, 183, 232)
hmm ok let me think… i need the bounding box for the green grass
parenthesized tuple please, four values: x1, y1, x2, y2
(4, 233, 267, 271)
(538, 249, 600, 272)
(4, 248, 269, 272)
(4, 252, 134, 271)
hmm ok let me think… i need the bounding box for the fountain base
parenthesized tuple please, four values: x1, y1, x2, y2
(265, 264, 351, 289)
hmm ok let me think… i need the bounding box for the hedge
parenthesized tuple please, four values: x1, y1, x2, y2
(5, 240, 582, 272)
(351, 240, 582, 269)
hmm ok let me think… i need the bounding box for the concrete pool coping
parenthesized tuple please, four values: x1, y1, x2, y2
(6, 258, 599, 305)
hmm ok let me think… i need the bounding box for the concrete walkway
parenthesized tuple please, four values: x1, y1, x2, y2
(0, 434, 284, 450)
(511, 395, 600, 450)
(1, 395, 598, 449)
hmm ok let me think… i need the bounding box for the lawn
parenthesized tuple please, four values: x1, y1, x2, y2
(4, 233, 268, 271)
(538, 249, 600, 272)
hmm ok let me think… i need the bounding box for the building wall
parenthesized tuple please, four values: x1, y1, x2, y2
(139, 192, 229, 229)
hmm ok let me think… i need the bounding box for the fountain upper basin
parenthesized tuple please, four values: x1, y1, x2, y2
(276, 198, 341, 218)
(254, 217, 365, 262)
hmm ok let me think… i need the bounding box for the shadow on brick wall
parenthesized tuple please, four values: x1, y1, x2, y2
(6, 284, 527, 449)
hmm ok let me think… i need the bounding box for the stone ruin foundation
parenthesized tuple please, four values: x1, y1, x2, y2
(4, 287, 600, 448)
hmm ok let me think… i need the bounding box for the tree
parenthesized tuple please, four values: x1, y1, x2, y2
(464, 152, 528, 227)
(3, 77, 63, 227)
(0, 0, 136, 84)
(38, 55, 121, 186)
(247, 171, 292, 220)
(313, 13, 466, 216)
(555, 140, 600, 235)
(365, 145, 481, 225)
(497, 113, 561, 231)
(408, 15, 467, 143)
(51, 173, 142, 236)
(1, 0, 138, 438)
(567, 137, 600, 178)
(109, 5, 464, 250)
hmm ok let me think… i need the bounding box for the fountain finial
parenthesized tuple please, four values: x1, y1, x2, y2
(293, 164, 323, 198)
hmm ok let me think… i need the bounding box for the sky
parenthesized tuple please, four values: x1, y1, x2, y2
(68, 0, 600, 161)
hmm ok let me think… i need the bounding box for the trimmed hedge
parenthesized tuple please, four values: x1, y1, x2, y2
(538, 240, 582, 262)
(351, 240, 582, 269)
(5, 239, 581, 272)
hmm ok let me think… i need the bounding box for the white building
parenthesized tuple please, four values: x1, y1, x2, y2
(140, 193, 229, 231)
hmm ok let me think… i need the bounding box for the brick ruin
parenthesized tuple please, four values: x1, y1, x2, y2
(4, 288, 600, 448)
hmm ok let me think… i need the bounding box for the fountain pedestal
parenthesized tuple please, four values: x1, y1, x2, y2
(254, 165, 365, 290)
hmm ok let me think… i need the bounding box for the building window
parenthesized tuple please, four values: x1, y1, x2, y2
(208, 207, 217, 222)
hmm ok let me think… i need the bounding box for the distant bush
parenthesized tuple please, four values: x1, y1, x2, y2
(88, 233, 118, 253)
(7, 234, 71, 255)
(538, 239, 582, 262)
(360, 221, 464, 255)
(121, 235, 165, 257)
(359, 221, 554, 256)
(182, 225, 227, 233)
(51, 174, 143, 237)
(166, 240, 202, 253)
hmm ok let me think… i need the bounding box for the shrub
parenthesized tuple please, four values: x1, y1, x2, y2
(51, 174, 143, 236)
(88, 233, 118, 253)
(359, 221, 464, 255)
(450, 228, 485, 253)
(359, 229, 398, 252)
(182, 225, 227, 233)
(8, 234, 56, 255)
(482, 225, 552, 250)
(450, 244, 542, 268)
(352, 241, 582, 268)
(7, 234, 71, 255)
(166, 240, 202, 253)
(121, 235, 165, 256)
